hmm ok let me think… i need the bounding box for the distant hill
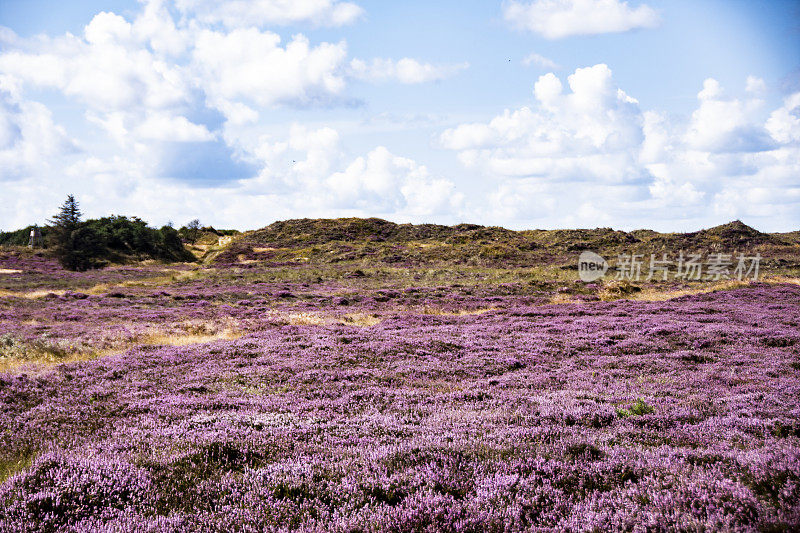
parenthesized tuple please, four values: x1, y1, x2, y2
(214, 218, 800, 270)
(243, 217, 456, 247)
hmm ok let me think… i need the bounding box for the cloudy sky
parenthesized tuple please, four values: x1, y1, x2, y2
(0, 0, 798, 232)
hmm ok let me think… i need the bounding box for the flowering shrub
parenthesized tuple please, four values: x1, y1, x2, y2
(0, 249, 799, 530)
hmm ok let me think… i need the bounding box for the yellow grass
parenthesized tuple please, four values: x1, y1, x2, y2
(0, 268, 207, 299)
(287, 313, 326, 326)
(548, 293, 579, 305)
(0, 453, 35, 485)
(0, 269, 22, 274)
(0, 289, 68, 299)
(0, 289, 67, 299)
(0, 329, 241, 374)
(763, 275, 800, 286)
(139, 329, 241, 347)
(264, 310, 385, 327)
(24, 289, 67, 299)
(85, 269, 206, 295)
(418, 306, 496, 316)
(623, 279, 752, 302)
(85, 283, 111, 295)
(545, 278, 776, 305)
(339, 313, 383, 327)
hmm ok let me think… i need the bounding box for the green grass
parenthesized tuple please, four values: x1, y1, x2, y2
(617, 399, 655, 418)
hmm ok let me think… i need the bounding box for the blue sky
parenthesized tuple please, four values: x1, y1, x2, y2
(0, 0, 799, 232)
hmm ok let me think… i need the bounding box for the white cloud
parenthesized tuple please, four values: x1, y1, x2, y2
(0, 10, 353, 125)
(522, 52, 559, 70)
(745, 75, 767, 95)
(246, 126, 463, 218)
(503, 0, 660, 39)
(0, 15, 190, 113)
(685, 78, 773, 153)
(0, 0, 796, 232)
(323, 146, 462, 214)
(133, 0, 190, 57)
(134, 113, 215, 142)
(0, 77, 78, 183)
(766, 92, 800, 144)
(349, 58, 469, 84)
(0, 1, 451, 139)
(174, 0, 364, 28)
(192, 29, 348, 112)
(441, 64, 644, 164)
(441, 66, 800, 228)
(489, 179, 556, 220)
(0, 110, 466, 229)
(0, 0, 462, 228)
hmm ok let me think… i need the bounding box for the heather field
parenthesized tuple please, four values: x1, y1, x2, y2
(2, 0, 799, 529)
(1, 232, 800, 531)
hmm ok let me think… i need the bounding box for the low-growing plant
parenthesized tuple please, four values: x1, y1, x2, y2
(617, 398, 655, 417)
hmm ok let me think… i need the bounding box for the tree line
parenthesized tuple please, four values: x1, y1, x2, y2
(0, 195, 198, 271)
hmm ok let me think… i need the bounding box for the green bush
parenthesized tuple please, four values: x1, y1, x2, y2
(43, 196, 195, 270)
(60, 225, 105, 271)
(0, 226, 51, 246)
(616, 398, 655, 418)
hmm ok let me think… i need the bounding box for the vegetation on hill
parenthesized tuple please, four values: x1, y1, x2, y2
(177, 223, 239, 246)
(0, 226, 51, 247)
(4, 208, 798, 274)
(82, 216, 195, 265)
(41, 196, 195, 270)
(214, 217, 800, 271)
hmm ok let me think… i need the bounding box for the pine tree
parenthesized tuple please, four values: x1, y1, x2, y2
(49, 195, 82, 237)
(49, 195, 87, 270)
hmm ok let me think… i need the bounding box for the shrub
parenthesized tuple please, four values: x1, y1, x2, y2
(43, 195, 194, 270)
(617, 398, 655, 418)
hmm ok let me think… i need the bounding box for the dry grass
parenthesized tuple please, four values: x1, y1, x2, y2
(0, 269, 22, 274)
(287, 313, 326, 326)
(262, 311, 326, 326)
(539, 279, 763, 306)
(0, 328, 241, 374)
(24, 289, 67, 299)
(339, 313, 383, 327)
(418, 306, 497, 316)
(0, 268, 206, 299)
(624, 279, 752, 302)
(86, 269, 206, 295)
(264, 310, 383, 327)
(548, 293, 579, 305)
(0, 453, 35, 485)
(0, 289, 67, 299)
(763, 275, 800, 286)
(0, 347, 98, 374)
(139, 329, 241, 347)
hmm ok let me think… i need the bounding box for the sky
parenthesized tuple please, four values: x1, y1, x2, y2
(0, 0, 799, 232)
